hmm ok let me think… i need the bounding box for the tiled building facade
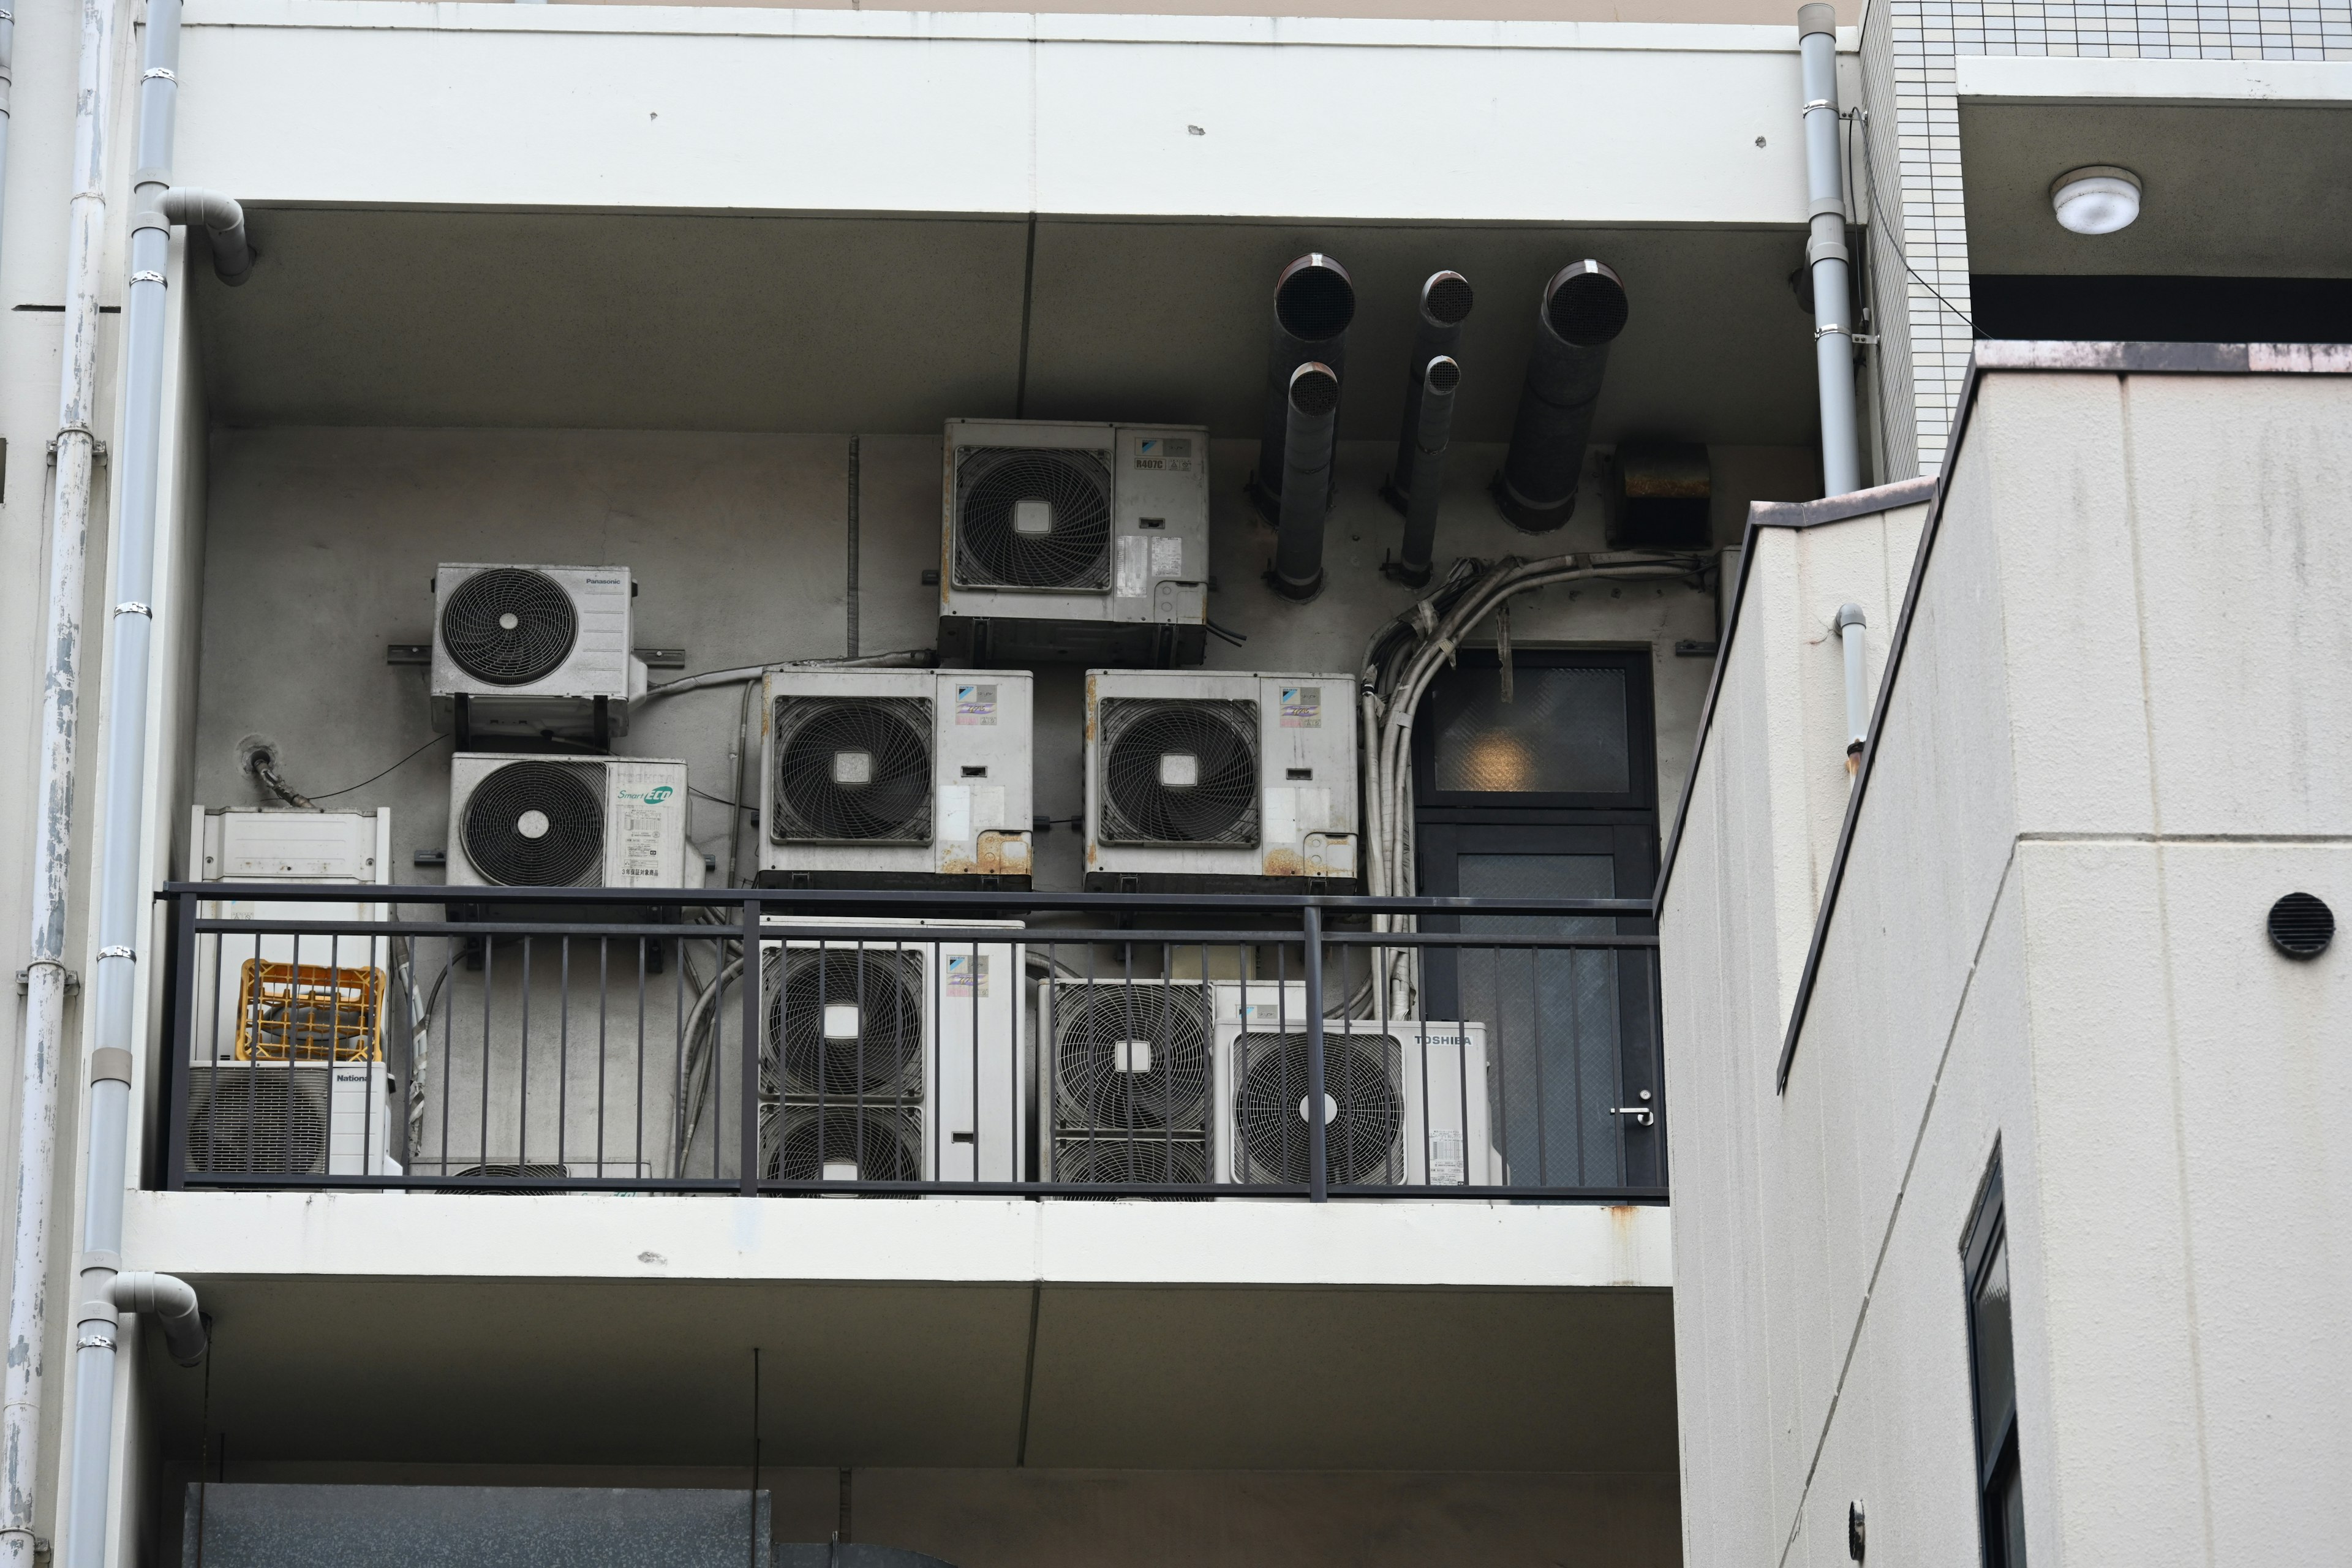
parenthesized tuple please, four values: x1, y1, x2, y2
(1863, 0, 2352, 478)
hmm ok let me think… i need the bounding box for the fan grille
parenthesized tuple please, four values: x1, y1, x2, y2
(1098, 699, 1259, 846)
(461, 761, 606, 886)
(1232, 1032, 1404, 1186)
(1050, 983, 1212, 1131)
(763, 1104, 925, 1184)
(764, 948, 926, 1099)
(186, 1068, 331, 1175)
(771, 697, 933, 845)
(441, 567, 579, 685)
(953, 446, 1115, 591)
(1055, 1136, 1211, 1193)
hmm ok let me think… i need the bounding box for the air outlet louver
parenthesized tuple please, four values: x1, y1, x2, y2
(1052, 984, 1212, 1129)
(1232, 1032, 1404, 1186)
(2268, 891, 2334, 958)
(459, 761, 606, 886)
(440, 567, 579, 685)
(185, 1068, 331, 1175)
(763, 948, 926, 1100)
(953, 446, 1115, 591)
(762, 1104, 925, 1184)
(771, 697, 933, 845)
(1098, 699, 1259, 846)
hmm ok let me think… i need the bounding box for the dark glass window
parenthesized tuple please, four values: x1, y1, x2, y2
(1965, 1161, 2027, 1568)
(1429, 665, 1630, 795)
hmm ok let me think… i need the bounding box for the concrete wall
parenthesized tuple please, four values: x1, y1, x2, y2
(1660, 361, 2352, 1565)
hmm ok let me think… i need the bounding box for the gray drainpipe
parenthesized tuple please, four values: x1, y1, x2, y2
(1799, 3, 1861, 496)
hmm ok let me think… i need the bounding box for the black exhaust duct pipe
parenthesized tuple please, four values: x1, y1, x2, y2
(1385, 270, 1473, 504)
(1384, 355, 1460, 588)
(1248, 253, 1354, 522)
(1491, 260, 1627, 532)
(1270, 362, 1340, 600)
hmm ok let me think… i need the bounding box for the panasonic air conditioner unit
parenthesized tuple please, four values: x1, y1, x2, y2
(938, 420, 1209, 667)
(759, 669, 1033, 889)
(1084, 670, 1359, 892)
(1210, 984, 1495, 1188)
(185, 807, 404, 1177)
(447, 754, 692, 890)
(430, 564, 646, 744)
(1039, 978, 1213, 1189)
(756, 919, 1024, 1185)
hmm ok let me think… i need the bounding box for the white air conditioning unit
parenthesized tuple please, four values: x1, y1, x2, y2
(756, 919, 1024, 1185)
(185, 807, 402, 1177)
(938, 420, 1209, 667)
(1084, 669, 1360, 891)
(1039, 978, 1215, 1189)
(447, 754, 692, 889)
(430, 563, 646, 743)
(1211, 984, 1495, 1188)
(759, 669, 1033, 889)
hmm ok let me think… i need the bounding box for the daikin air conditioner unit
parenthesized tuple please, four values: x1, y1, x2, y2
(186, 807, 403, 1177)
(447, 754, 692, 889)
(1084, 670, 1359, 892)
(430, 564, 646, 743)
(1039, 978, 1214, 1189)
(1210, 984, 1495, 1188)
(756, 919, 1024, 1185)
(938, 420, 1209, 667)
(759, 669, 1033, 889)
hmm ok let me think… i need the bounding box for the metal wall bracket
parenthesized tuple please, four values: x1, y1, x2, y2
(17, 967, 80, 995)
(385, 644, 430, 665)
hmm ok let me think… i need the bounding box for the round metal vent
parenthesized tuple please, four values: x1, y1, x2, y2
(1288, 363, 1340, 417)
(771, 697, 933, 844)
(2268, 892, 2334, 959)
(1422, 271, 1474, 326)
(1098, 699, 1259, 846)
(441, 567, 578, 685)
(1052, 984, 1212, 1130)
(1544, 261, 1629, 347)
(1275, 254, 1355, 342)
(1232, 1033, 1403, 1186)
(764, 948, 925, 1099)
(461, 761, 605, 886)
(954, 447, 1114, 590)
(763, 1104, 924, 1185)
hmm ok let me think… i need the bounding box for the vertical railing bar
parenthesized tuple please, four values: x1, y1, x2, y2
(1452, 931, 1471, 1187)
(597, 938, 610, 1175)
(967, 935, 978, 1188)
(1304, 905, 1326, 1202)
(1649, 948, 1667, 1188)
(559, 936, 571, 1175)
(635, 937, 648, 1182)
(1528, 943, 1551, 1188)
(1487, 940, 1512, 1189)
(1119, 940, 1135, 1168)
(671, 933, 685, 1182)
(739, 898, 760, 1195)
(518, 933, 532, 1182)
(478, 933, 494, 1177)
(439, 932, 454, 1178)
(166, 892, 198, 1190)
(929, 932, 943, 1185)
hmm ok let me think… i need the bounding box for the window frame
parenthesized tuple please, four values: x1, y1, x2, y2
(1410, 647, 1658, 815)
(1963, 1157, 2026, 1568)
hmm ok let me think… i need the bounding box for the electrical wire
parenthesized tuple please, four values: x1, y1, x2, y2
(1855, 107, 1982, 339)
(306, 733, 454, 801)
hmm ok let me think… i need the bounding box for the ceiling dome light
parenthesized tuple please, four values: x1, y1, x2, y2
(2050, 166, 2142, 235)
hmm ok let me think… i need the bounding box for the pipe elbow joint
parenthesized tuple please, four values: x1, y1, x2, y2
(110, 1272, 208, 1366)
(157, 186, 255, 287)
(1836, 602, 1867, 630)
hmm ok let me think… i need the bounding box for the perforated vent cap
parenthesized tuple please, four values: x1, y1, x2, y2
(1275, 254, 1355, 342)
(2268, 892, 2334, 958)
(1421, 271, 1474, 327)
(1544, 261, 1629, 347)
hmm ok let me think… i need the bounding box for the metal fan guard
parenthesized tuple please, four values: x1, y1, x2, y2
(762, 1103, 925, 1185)
(953, 445, 1115, 592)
(1054, 1135, 1212, 1196)
(440, 567, 579, 686)
(1231, 1032, 1405, 1186)
(771, 696, 934, 845)
(763, 948, 927, 1099)
(1096, 698, 1260, 847)
(186, 1069, 331, 1175)
(1050, 983, 1212, 1131)
(461, 761, 606, 887)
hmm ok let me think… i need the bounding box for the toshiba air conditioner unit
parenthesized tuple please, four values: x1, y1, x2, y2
(1039, 978, 1214, 1190)
(1084, 669, 1359, 892)
(430, 563, 646, 744)
(447, 754, 693, 890)
(1211, 983, 1496, 1188)
(758, 669, 1033, 889)
(184, 807, 402, 1177)
(938, 420, 1209, 667)
(755, 919, 1024, 1185)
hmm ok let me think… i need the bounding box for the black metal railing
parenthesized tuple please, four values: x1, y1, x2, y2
(156, 885, 1664, 1201)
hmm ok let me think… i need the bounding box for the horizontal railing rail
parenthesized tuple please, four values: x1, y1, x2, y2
(156, 884, 1664, 1204)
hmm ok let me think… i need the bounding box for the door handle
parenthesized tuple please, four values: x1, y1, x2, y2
(1610, 1090, 1655, 1128)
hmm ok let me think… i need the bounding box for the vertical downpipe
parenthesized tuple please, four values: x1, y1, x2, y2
(1800, 3, 1862, 496)
(58, 2, 190, 1564)
(4, 0, 123, 1557)
(1838, 603, 1868, 772)
(1271, 364, 1339, 601)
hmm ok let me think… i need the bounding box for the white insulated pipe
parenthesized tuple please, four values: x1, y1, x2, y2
(4, 0, 123, 1558)
(1838, 602, 1868, 772)
(1799, 4, 1861, 497)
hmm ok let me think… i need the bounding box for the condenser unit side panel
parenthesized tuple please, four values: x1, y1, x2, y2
(1114, 425, 1210, 630)
(931, 673, 1034, 880)
(604, 760, 690, 889)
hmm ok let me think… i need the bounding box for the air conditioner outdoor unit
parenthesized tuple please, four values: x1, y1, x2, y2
(1084, 669, 1360, 892)
(185, 807, 403, 1177)
(1039, 978, 1215, 1189)
(447, 754, 693, 890)
(759, 669, 1033, 889)
(430, 563, 646, 744)
(938, 420, 1209, 667)
(1210, 983, 1495, 1188)
(756, 919, 1024, 1185)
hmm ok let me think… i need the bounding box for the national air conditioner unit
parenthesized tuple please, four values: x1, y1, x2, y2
(184, 807, 402, 1177)
(1084, 669, 1360, 892)
(1039, 978, 1214, 1189)
(1210, 983, 1496, 1188)
(938, 420, 1209, 667)
(759, 669, 1033, 889)
(447, 754, 693, 891)
(755, 919, 1025, 1185)
(430, 563, 646, 744)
